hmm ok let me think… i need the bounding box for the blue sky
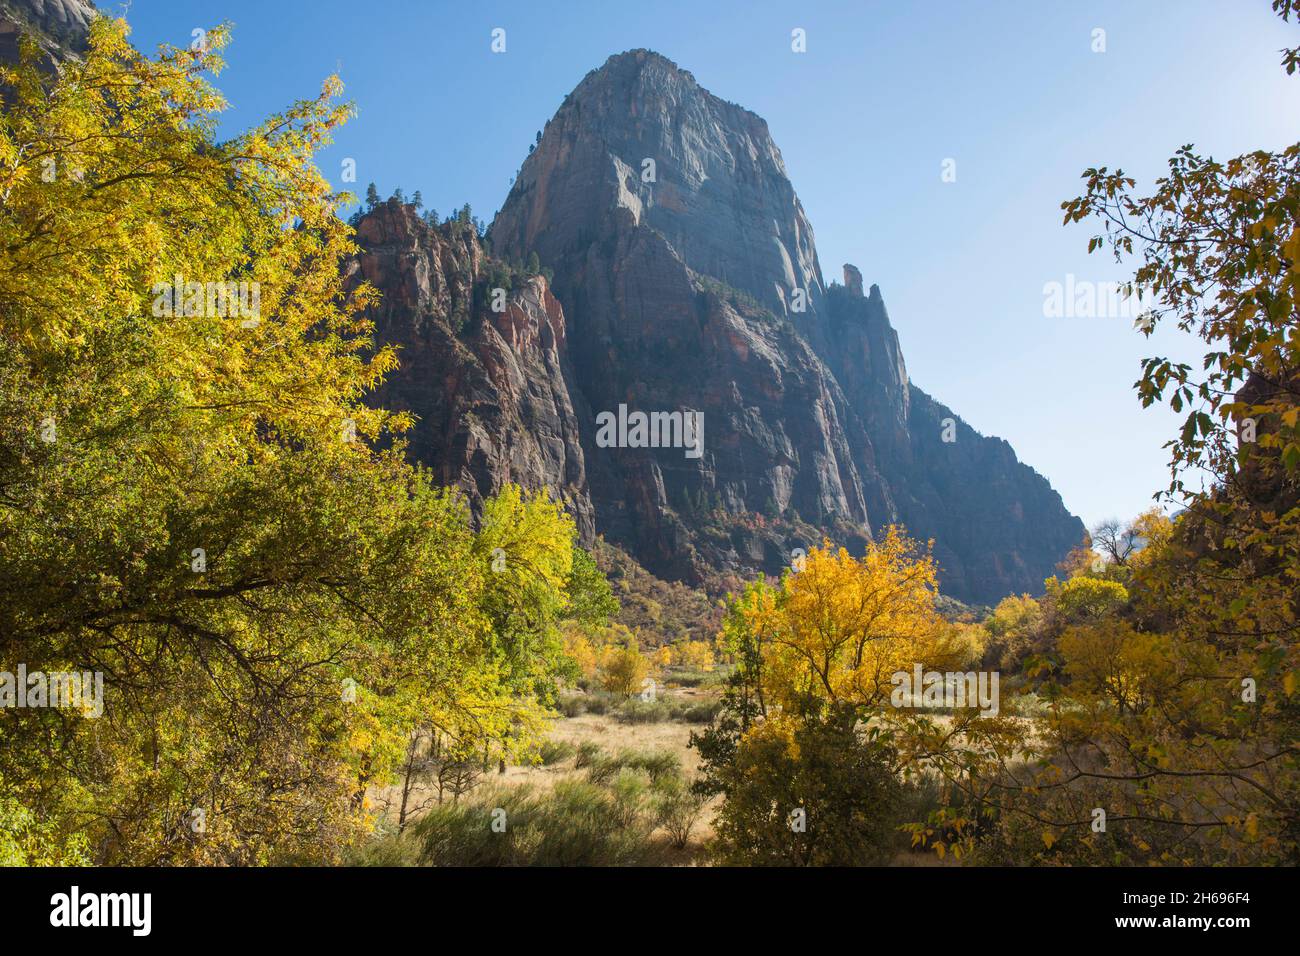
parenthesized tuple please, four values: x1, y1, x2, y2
(114, 0, 1299, 530)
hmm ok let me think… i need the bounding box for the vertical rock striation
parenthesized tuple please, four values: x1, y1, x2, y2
(347, 201, 595, 538)
(362, 49, 1085, 603)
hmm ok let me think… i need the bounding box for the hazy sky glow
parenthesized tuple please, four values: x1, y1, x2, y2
(118, 0, 1299, 530)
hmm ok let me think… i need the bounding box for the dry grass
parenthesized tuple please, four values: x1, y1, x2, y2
(370, 687, 721, 862)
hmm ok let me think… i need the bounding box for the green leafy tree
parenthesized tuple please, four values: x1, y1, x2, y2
(564, 546, 619, 628)
(0, 19, 568, 865)
(1054, 576, 1129, 621)
(708, 704, 904, 866)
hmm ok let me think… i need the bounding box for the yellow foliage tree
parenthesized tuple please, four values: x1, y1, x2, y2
(0, 20, 577, 864)
(760, 530, 968, 712)
(673, 639, 714, 671)
(599, 640, 650, 697)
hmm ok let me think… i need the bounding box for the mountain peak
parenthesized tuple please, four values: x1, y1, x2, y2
(498, 48, 817, 325)
(484, 53, 1087, 602)
(560, 48, 770, 147)
(595, 48, 685, 75)
(581, 49, 710, 100)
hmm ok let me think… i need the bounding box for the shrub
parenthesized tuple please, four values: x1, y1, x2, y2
(347, 824, 424, 867)
(631, 749, 681, 784)
(612, 695, 719, 725)
(607, 769, 652, 828)
(537, 739, 576, 766)
(614, 699, 670, 724)
(664, 668, 709, 688)
(556, 694, 587, 718)
(653, 775, 708, 849)
(678, 700, 721, 724)
(586, 748, 680, 786)
(705, 706, 905, 866)
(412, 781, 664, 866)
(574, 742, 602, 769)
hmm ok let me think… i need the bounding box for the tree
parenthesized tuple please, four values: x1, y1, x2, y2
(1054, 576, 1129, 621)
(979, 593, 1043, 670)
(599, 640, 650, 697)
(475, 484, 577, 702)
(411, 189, 423, 210)
(564, 546, 618, 627)
(694, 532, 1003, 862)
(365, 181, 380, 209)
(0, 19, 567, 865)
(960, 1, 1300, 863)
(1091, 517, 1141, 567)
(1088, 509, 1168, 578)
(561, 626, 600, 679)
(1062, 2, 1300, 578)
(708, 705, 904, 866)
(761, 530, 968, 713)
(674, 639, 714, 671)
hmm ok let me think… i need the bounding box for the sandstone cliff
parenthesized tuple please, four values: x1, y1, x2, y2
(485, 49, 1084, 602)
(347, 201, 594, 539)
(0, 0, 93, 70)
(0, 8, 1089, 604)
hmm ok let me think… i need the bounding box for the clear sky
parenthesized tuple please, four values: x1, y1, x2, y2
(113, 0, 1299, 531)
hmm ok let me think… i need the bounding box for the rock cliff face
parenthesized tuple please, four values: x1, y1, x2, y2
(0, 0, 93, 70)
(347, 201, 594, 538)
(2, 7, 1083, 603)
(361, 49, 1085, 603)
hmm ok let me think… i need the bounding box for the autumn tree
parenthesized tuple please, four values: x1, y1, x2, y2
(599, 640, 650, 697)
(948, 0, 1300, 864)
(0, 19, 575, 864)
(1090, 518, 1141, 567)
(694, 531, 1002, 863)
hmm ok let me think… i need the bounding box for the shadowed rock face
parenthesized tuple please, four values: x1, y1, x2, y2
(347, 201, 595, 539)
(0, 0, 94, 70)
(2, 9, 1081, 602)
(359, 49, 1084, 603)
